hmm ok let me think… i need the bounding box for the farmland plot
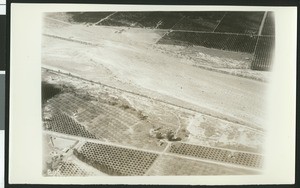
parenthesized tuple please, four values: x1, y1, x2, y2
(145, 155, 259, 175)
(172, 11, 226, 32)
(168, 142, 263, 168)
(75, 142, 159, 176)
(214, 12, 264, 35)
(158, 31, 258, 53)
(44, 111, 96, 139)
(251, 36, 275, 71)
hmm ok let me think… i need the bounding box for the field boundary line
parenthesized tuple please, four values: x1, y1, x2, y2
(258, 12, 268, 36)
(190, 61, 268, 83)
(94, 12, 118, 25)
(154, 15, 186, 44)
(144, 142, 171, 176)
(43, 33, 100, 46)
(251, 11, 267, 66)
(213, 12, 227, 32)
(154, 30, 169, 44)
(252, 36, 260, 60)
(143, 156, 160, 176)
(44, 16, 73, 25)
(173, 29, 257, 36)
(169, 15, 186, 31)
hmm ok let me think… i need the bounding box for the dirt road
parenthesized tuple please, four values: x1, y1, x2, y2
(42, 21, 268, 128)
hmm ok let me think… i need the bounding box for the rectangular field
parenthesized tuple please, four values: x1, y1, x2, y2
(76, 142, 159, 176)
(44, 111, 96, 139)
(214, 11, 265, 35)
(157, 31, 258, 53)
(145, 155, 259, 175)
(168, 143, 263, 168)
(172, 11, 226, 32)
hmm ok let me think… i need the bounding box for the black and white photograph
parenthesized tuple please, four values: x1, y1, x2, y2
(8, 4, 297, 185)
(41, 11, 273, 176)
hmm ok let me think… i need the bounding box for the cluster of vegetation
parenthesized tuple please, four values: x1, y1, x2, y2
(42, 81, 62, 104)
(166, 131, 182, 141)
(73, 149, 124, 176)
(42, 76, 80, 105)
(102, 95, 148, 121)
(45, 154, 64, 173)
(150, 127, 182, 141)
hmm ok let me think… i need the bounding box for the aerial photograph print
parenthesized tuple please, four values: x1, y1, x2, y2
(41, 11, 275, 176)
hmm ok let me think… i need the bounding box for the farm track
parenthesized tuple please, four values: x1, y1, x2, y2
(43, 33, 100, 46)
